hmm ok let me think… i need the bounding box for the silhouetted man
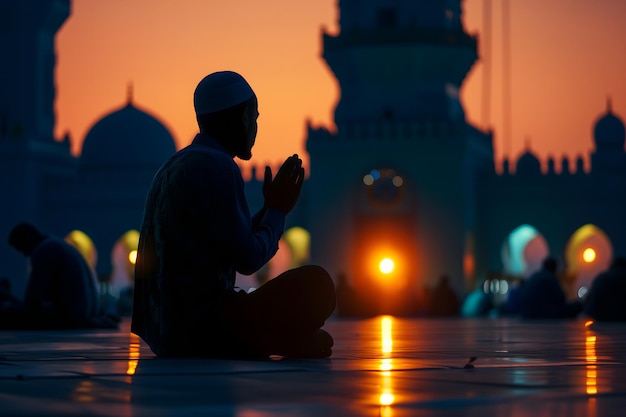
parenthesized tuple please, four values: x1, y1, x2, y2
(132, 71, 336, 358)
(585, 257, 626, 321)
(518, 257, 582, 319)
(2, 222, 106, 329)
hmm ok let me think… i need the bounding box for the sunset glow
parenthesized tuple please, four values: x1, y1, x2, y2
(55, 1, 626, 176)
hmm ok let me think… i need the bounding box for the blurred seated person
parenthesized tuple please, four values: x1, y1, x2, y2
(0, 222, 117, 329)
(518, 257, 583, 319)
(500, 278, 525, 316)
(584, 257, 626, 322)
(0, 277, 20, 310)
(428, 275, 460, 316)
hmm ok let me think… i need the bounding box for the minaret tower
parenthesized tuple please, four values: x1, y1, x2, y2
(324, 0, 477, 129)
(306, 0, 493, 314)
(0, 0, 73, 297)
(0, 0, 70, 142)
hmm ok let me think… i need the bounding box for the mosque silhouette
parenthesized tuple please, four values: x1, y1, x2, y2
(1, 0, 624, 315)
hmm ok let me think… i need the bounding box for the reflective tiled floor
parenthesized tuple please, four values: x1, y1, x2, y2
(1, 317, 626, 416)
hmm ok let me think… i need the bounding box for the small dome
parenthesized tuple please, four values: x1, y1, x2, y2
(593, 99, 625, 152)
(516, 150, 541, 175)
(81, 102, 176, 170)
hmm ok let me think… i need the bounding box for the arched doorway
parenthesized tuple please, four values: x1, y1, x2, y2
(564, 224, 612, 299)
(501, 224, 550, 279)
(107, 230, 140, 315)
(65, 230, 98, 271)
(283, 226, 310, 268)
(110, 230, 140, 291)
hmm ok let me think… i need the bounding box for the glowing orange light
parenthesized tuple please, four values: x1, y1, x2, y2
(128, 250, 137, 265)
(379, 258, 395, 274)
(379, 392, 395, 406)
(582, 248, 596, 263)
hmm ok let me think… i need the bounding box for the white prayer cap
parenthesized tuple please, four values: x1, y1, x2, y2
(193, 71, 255, 116)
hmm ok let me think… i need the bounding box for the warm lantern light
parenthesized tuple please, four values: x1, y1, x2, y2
(379, 392, 395, 406)
(582, 248, 596, 263)
(128, 250, 137, 265)
(379, 258, 395, 274)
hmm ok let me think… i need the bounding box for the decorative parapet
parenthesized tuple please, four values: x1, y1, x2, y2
(323, 27, 477, 50)
(500, 154, 589, 177)
(307, 119, 467, 142)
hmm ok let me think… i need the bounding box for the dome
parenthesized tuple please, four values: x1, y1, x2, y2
(593, 100, 625, 152)
(516, 149, 541, 175)
(81, 102, 176, 170)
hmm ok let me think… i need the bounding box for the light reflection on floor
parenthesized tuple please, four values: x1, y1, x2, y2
(126, 332, 140, 377)
(378, 315, 395, 416)
(1, 317, 626, 416)
(585, 320, 598, 417)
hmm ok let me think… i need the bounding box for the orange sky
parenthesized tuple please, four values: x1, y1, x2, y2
(55, 0, 626, 176)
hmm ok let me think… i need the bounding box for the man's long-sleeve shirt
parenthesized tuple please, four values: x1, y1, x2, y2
(131, 134, 285, 355)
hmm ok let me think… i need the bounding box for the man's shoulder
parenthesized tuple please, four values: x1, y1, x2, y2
(176, 144, 238, 170)
(154, 147, 239, 183)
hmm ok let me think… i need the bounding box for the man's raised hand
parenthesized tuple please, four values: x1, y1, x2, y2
(263, 154, 305, 214)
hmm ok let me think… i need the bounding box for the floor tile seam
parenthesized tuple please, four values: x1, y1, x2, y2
(0, 371, 93, 381)
(39, 367, 330, 379)
(2, 361, 620, 381)
(0, 357, 136, 362)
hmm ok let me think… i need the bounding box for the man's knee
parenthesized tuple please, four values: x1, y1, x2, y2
(297, 265, 336, 314)
(298, 265, 333, 289)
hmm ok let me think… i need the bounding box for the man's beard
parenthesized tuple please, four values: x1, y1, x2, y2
(223, 130, 252, 160)
(235, 139, 252, 160)
(235, 132, 253, 160)
(237, 149, 252, 160)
